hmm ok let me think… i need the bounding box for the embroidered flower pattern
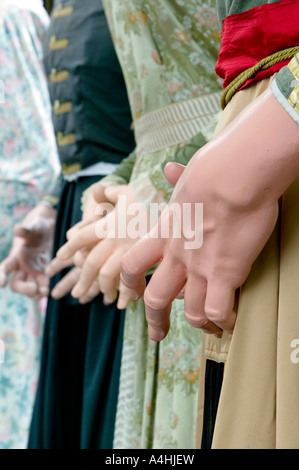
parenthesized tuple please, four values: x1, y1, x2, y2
(102, 0, 221, 450)
(0, 5, 58, 449)
(195, 7, 218, 27)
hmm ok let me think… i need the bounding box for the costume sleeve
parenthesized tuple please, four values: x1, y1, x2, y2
(99, 150, 136, 186)
(40, 174, 63, 209)
(83, 114, 219, 211)
(81, 125, 214, 213)
(80, 152, 137, 212)
(271, 53, 299, 125)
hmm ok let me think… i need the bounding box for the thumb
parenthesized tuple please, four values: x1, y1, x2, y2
(164, 162, 185, 187)
(104, 185, 124, 205)
(92, 182, 106, 204)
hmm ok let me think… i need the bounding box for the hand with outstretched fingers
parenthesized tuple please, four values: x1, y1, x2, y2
(56, 184, 157, 306)
(120, 88, 299, 341)
(0, 203, 56, 299)
(45, 255, 102, 304)
(44, 182, 114, 303)
(71, 247, 132, 309)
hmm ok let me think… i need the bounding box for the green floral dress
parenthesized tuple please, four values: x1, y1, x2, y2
(102, 0, 222, 449)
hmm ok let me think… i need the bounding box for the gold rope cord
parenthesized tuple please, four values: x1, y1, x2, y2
(221, 45, 299, 109)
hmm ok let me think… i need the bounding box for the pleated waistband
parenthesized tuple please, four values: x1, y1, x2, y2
(134, 91, 222, 157)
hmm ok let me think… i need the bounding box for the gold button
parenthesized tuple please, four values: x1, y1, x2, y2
(49, 35, 69, 51)
(53, 5, 74, 18)
(57, 132, 76, 147)
(50, 69, 69, 83)
(53, 100, 72, 114)
(62, 162, 82, 175)
(43, 195, 60, 206)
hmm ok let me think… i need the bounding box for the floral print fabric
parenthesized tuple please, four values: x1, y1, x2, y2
(102, 0, 222, 448)
(104, 0, 222, 206)
(0, 3, 59, 448)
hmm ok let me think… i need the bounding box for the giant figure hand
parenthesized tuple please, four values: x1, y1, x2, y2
(46, 181, 113, 303)
(45, 255, 103, 304)
(56, 184, 157, 308)
(0, 203, 56, 299)
(120, 88, 299, 341)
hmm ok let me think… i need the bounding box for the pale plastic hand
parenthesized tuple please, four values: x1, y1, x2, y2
(56, 184, 157, 307)
(42, 181, 112, 303)
(71, 248, 132, 309)
(0, 203, 56, 299)
(45, 255, 102, 304)
(66, 181, 114, 242)
(121, 88, 299, 341)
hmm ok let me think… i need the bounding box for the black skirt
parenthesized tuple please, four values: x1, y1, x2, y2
(28, 176, 125, 449)
(200, 360, 224, 449)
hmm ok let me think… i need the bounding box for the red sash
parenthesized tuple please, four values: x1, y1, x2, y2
(216, 0, 299, 90)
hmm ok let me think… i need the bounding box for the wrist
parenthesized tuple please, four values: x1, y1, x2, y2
(188, 88, 299, 210)
(21, 203, 57, 226)
(36, 202, 57, 218)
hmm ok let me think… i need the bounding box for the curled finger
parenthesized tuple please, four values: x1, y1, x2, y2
(143, 259, 186, 341)
(121, 234, 165, 300)
(0, 256, 19, 286)
(45, 256, 73, 277)
(117, 281, 132, 310)
(99, 248, 124, 305)
(79, 280, 102, 304)
(51, 267, 81, 299)
(183, 276, 222, 335)
(57, 220, 101, 261)
(71, 239, 114, 299)
(204, 279, 237, 334)
(10, 271, 40, 298)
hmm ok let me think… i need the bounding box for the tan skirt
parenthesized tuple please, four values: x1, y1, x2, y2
(196, 76, 299, 449)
